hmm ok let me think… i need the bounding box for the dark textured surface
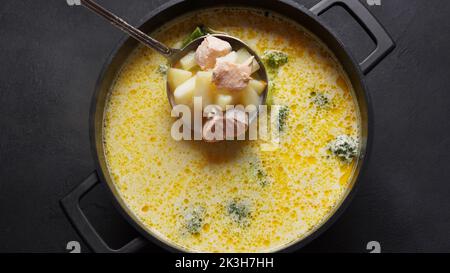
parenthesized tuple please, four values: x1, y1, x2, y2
(0, 0, 449, 253)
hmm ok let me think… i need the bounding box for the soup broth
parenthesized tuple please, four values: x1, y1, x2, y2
(103, 8, 360, 252)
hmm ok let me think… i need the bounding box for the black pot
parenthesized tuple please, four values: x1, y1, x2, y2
(61, 0, 395, 253)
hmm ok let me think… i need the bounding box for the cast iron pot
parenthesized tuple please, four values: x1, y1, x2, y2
(61, 0, 395, 253)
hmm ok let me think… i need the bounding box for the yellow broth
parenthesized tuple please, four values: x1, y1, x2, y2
(103, 8, 360, 252)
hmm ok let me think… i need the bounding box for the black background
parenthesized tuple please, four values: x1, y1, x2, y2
(0, 0, 449, 253)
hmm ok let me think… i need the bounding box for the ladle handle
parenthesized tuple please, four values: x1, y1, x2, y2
(79, 0, 174, 57)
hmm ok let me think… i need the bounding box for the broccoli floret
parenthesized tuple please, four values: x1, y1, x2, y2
(183, 206, 205, 235)
(182, 26, 210, 48)
(256, 169, 267, 185)
(262, 50, 289, 69)
(157, 64, 168, 75)
(276, 105, 290, 132)
(329, 135, 358, 163)
(310, 91, 329, 107)
(227, 200, 251, 225)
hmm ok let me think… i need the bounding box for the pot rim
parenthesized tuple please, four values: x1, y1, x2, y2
(90, 0, 373, 253)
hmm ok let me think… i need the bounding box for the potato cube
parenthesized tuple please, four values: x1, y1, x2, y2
(236, 48, 252, 63)
(174, 76, 196, 107)
(168, 68, 192, 91)
(241, 86, 261, 107)
(216, 51, 238, 64)
(196, 71, 212, 84)
(216, 94, 235, 110)
(195, 71, 214, 108)
(236, 48, 260, 74)
(248, 80, 267, 95)
(250, 59, 260, 74)
(180, 51, 197, 70)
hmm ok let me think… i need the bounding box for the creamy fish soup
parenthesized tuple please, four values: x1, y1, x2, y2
(103, 8, 360, 252)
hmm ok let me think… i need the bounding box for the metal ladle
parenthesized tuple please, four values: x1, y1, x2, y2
(72, 0, 268, 138)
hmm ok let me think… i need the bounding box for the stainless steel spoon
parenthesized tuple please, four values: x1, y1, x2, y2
(72, 0, 268, 137)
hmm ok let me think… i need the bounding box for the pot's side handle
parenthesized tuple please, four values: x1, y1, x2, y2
(311, 0, 395, 74)
(60, 172, 147, 253)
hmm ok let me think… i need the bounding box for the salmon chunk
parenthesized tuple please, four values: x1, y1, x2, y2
(195, 35, 232, 70)
(202, 108, 249, 142)
(212, 56, 253, 90)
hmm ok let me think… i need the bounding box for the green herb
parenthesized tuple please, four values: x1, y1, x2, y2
(262, 50, 289, 69)
(184, 206, 205, 235)
(328, 135, 358, 163)
(157, 64, 168, 75)
(227, 200, 251, 225)
(310, 91, 329, 107)
(182, 26, 210, 48)
(249, 161, 271, 187)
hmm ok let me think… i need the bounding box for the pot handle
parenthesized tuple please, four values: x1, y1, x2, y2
(311, 0, 395, 74)
(60, 172, 147, 253)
